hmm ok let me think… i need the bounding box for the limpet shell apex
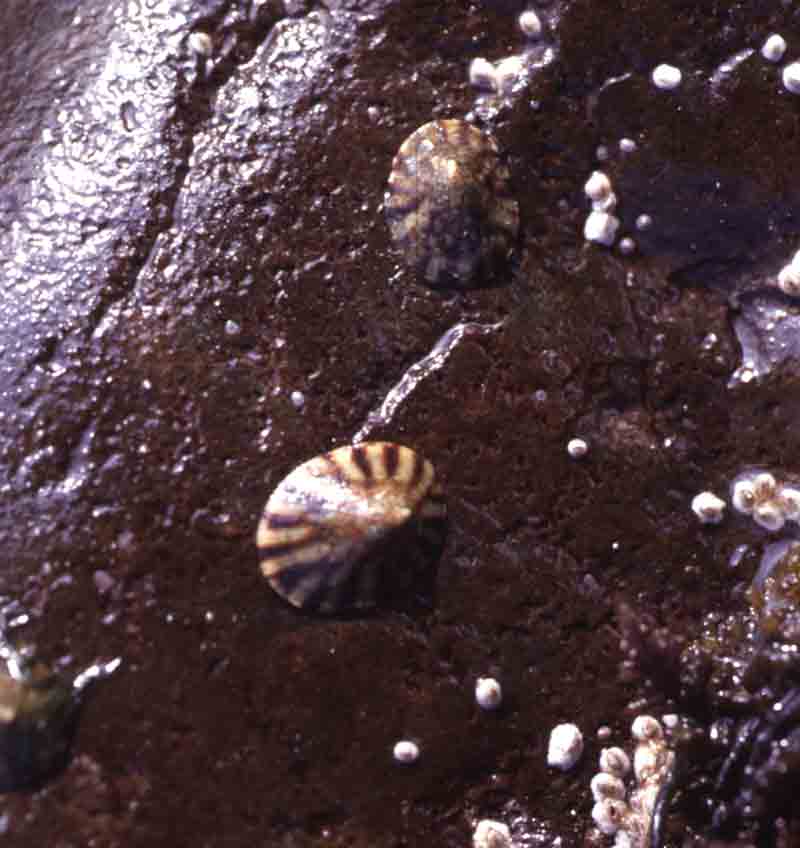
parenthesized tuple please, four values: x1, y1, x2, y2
(256, 442, 446, 613)
(384, 120, 519, 287)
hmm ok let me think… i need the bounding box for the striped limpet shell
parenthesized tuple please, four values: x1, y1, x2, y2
(384, 119, 519, 287)
(256, 442, 447, 613)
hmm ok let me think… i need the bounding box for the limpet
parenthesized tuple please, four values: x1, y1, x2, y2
(0, 639, 120, 791)
(384, 119, 519, 287)
(256, 442, 447, 613)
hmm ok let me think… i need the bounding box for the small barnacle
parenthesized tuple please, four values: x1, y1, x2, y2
(783, 62, 800, 95)
(761, 34, 787, 63)
(752, 472, 777, 502)
(731, 478, 756, 514)
(475, 677, 503, 710)
(0, 640, 120, 792)
(547, 722, 584, 770)
(777, 262, 800, 296)
(384, 120, 519, 287)
(188, 31, 213, 58)
(494, 55, 527, 95)
(518, 10, 542, 39)
(256, 442, 447, 613)
(591, 772, 626, 801)
(778, 486, 800, 522)
(473, 819, 512, 848)
(584, 210, 620, 246)
(567, 437, 589, 459)
(691, 491, 726, 525)
(632, 715, 663, 744)
(393, 739, 419, 764)
(753, 501, 785, 532)
(599, 746, 631, 778)
(469, 57, 496, 91)
(651, 64, 682, 91)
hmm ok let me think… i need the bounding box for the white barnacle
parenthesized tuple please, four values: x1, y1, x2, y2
(592, 798, 629, 836)
(584, 171, 613, 203)
(547, 723, 584, 770)
(592, 192, 618, 214)
(782, 61, 800, 95)
(494, 55, 526, 95)
(189, 31, 213, 58)
(469, 57, 497, 92)
(753, 501, 786, 532)
(591, 772, 626, 802)
(584, 211, 620, 246)
(393, 739, 419, 764)
(691, 491, 726, 525)
(473, 819, 512, 848)
(619, 138, 637, 154)
(633, 741, 662, 783)
(635, 214, 652, 232)
(599, 746, 631, 777)
(731, 478, 757, 514)
(753, 472, 777, 501)
(779, 487, 800, 521)
(761, 34, 787, 63)
(518, 10, 543, 39)
(618, 237, 637, 256)
(631, 715, 663, 743)
(567, 438, 589, 459)
(778, 262, 800, 296)
(651, 64, 682, 90)
(475, 677, 503, 710)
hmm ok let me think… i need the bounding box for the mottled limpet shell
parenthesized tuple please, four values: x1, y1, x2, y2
(256, 442, 447, 613)
(0, 640, 120, 792)
(384, 119, 519, 287)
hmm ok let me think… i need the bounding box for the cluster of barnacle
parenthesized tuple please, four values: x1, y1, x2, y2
(730, 470, 800, 532)
(590, 717, 674, 848)
(616, 541, 800, 843)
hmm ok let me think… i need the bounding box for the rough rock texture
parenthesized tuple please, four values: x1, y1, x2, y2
(1, 0, 800, 845)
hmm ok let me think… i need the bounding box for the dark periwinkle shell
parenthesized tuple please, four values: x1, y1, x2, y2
(0, 641, 120, 792)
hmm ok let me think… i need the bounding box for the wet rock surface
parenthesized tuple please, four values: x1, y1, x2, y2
(1, 0, 800, 845)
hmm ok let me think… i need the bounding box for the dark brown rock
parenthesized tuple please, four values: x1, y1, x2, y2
(1, 0, 800, 846)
